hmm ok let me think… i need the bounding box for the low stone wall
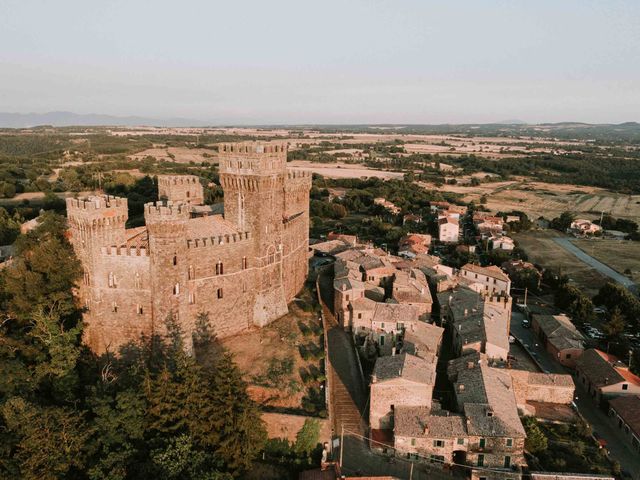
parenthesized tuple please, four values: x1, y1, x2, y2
(261, 412, 331, 444)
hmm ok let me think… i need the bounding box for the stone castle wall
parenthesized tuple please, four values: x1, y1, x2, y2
(67, 142, 311, 354)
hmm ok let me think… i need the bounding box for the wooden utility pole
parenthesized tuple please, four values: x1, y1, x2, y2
(339, 424, 344, 467)
(409, 462, 414, 480)
(524, 287, 528, 307)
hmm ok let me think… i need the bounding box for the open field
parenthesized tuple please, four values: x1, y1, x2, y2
(572, 238, 640, 282)
(419, 179, 640, 220)
(288, 160, 404, 179)
(512, 230, 608, 296)
(128, 146, 216, 163)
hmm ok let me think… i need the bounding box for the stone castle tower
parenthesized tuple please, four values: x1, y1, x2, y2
(67, 142, 311, 354)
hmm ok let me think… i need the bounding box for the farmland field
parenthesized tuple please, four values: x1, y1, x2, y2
(512, 230, 608, 296)
(572, 238, 640, 282)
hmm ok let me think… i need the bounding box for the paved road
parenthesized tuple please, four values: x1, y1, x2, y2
(510, 309, 640, 477)
(553, 237, 636, 291)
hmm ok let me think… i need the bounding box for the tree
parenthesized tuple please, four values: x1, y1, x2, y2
(2, 397, 92, 480)
(603, 308, 625, 338)
(294, 419, 321, 457)
(3, 211, 81, 323)
(551, 211, 575, 232)
(0, 207, 21, 244)
(524, 417, 548, 454)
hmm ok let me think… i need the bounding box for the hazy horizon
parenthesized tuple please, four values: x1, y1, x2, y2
(1, 0, 639, 124)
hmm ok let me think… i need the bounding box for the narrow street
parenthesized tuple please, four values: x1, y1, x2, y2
(319, 270, 459, 479)
(510, 308, 640, 478)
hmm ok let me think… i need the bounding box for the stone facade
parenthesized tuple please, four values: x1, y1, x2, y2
(67, 141, 311, 354)
(158, 174, 204, 205)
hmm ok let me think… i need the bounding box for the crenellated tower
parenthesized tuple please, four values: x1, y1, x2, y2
(144, 201, 192, 349)
(158, 174, 204, 205)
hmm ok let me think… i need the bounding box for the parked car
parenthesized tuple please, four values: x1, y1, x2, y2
(521, 319, 531, 328)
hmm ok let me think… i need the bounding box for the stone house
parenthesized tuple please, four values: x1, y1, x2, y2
(393, 406, 468, 464)
(608, 395, 640, 453)
(451, 363, 526, 471)
(508, 370, 575, 412)
(398, 233, 431, 257)
(438, 287, 511, 361)
(438, 216, 459, 243)
(460, 264, 511, 296)
(390, 268, 433, 319)
(569, 219, 602, 236)
(400, 321, 444, 359)
(576, 349, 640, 404)
(490, 235, 515, 251)
(369, 353, 436, 431)
(532, 314, 585, 368)
(333, 274, 366, 329)
(67, 142, 311, 354)
(529, 473, 614, 480)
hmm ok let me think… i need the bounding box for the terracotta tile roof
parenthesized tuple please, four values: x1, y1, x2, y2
(533, 314, 585, 351)
(438, 216, 459, 225)
(373, 353, 436, 385)
(576, 349, 633, 387)
(461, 263, 510, 282)
(609, 395, 640, 437)
(401, 322, 444, 359)
(394, 406, 467, 438)
(186, 214, 240, 239)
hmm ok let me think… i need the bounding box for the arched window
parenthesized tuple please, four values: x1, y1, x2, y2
(188, 265, 194, 280)
(216, 261, 224, 275)
(217, 288, 223, 299)
(173, 283, 180, 296)
(112, 302, 118, 313)
(242, 256, 248, 270)
(189, 292, 196, 304)
(267, 246, 276, 265)
(108, 272, 116, 288)
(173, 255, 178, 266)
(134, 272, 141, 289)
(137, 305, 143, 315)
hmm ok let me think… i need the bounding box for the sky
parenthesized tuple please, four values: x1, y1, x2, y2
(1, 0, 639, 124)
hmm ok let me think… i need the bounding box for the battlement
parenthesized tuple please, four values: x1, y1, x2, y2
(218, 141, 287, 156)
(66, 195, 128, 229)
(66, 195, 127, 212)
(158, 175, 201, 186)
(287, 169, 312, 180)
(218, 141, 288, 175)
(186, 231, 251, 249)
(144, 201, 192, 221)
(100, 245, 150, 257)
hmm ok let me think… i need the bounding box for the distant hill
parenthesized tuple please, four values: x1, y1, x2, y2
(495, 119, 528, 125)
(0, 111, 210, 128)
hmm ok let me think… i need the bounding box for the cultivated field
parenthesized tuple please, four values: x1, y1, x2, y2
(288, 160, 404, 179)
(572, 239, 640, 281)
(512, 230, 608, 296)
(128, 146, 216, 163)
(420, 179, 640, 221)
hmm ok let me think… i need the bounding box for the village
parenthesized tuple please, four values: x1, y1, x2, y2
(303, 196, 640, 480)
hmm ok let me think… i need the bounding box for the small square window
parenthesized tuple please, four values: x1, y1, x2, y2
(623, 384, 629, 390)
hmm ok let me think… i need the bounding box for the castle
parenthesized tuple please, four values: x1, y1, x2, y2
(66, 142, 311, 354)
